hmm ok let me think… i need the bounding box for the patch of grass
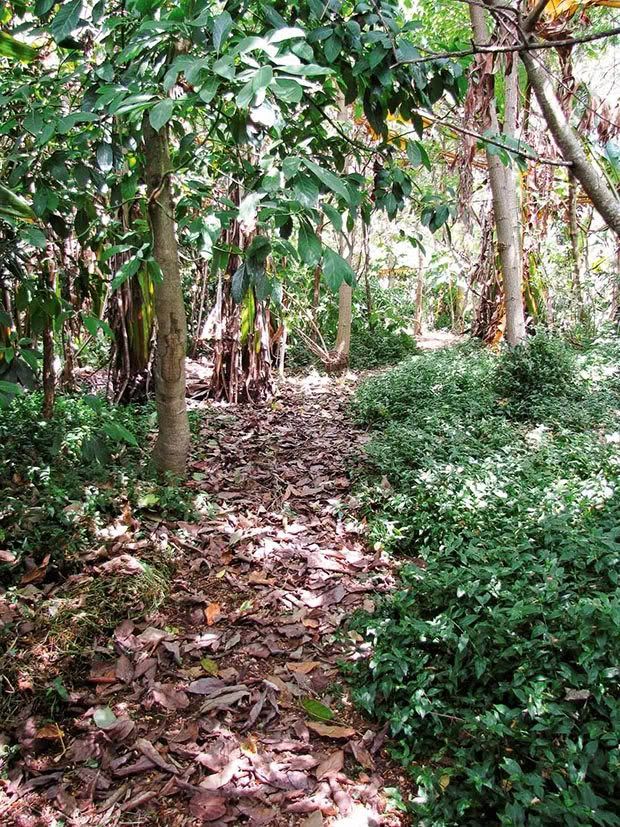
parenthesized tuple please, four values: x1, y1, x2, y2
(345, 335, 620, 826)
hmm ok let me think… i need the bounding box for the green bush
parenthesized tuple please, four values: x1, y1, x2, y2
(345, 338, 620, 825)
(494, 332, 577, 409)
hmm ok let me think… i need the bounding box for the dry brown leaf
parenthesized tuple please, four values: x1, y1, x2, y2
(20, 554, 50, 584)
(36, 724, 64, 740)
(205, 602, 221, 625)
(306, 722, 356, 739)
(0, 550, 16, 564)
(287, 661, 320, 675)
(315, 749, 344, 779)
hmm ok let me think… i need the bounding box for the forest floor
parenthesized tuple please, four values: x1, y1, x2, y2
(0, 362, 423, 826)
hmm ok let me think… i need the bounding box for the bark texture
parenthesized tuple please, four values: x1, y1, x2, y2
(470, 4, 526, 346)
(519, 48, 620, 238)
(143, 115, 190, 476)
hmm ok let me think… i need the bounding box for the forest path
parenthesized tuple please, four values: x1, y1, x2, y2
(3, 370, 411, 827)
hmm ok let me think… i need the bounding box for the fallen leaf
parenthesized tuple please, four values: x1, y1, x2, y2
(301, 698, 334, 721)
(316, 749, 344, 779)
(200, 657, 219, 676)
(287, 661, 320, 674)
(0, 550, 16, 564)
(306, 722, 356, 739)
(20, 554, 50, 584)
(36, 724, 64, 740)
(189, 792, 227, 821)
(349, 740, 374, 769)
(187, 678, 225, 695)
(135, 738, 178, 774)
(302, 811, 324, 826)
(205, 602, 221, 625)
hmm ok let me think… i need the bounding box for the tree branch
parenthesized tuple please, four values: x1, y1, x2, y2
(391, 26, 620, 67)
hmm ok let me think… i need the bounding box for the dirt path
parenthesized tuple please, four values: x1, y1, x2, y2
(2, 372, 411, 826)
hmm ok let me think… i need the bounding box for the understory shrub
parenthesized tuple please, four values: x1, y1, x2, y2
(494, 332, 578, 413)
(346, 337, 620, 825)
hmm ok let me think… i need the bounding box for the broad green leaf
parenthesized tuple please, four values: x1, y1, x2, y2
(213, 11, 233, 51)
(302, 159, 350, 204)
(231, 264, 250, 303)
(93, 707, 117, 729)
(146, 258, 164, 284)
(268, 27, 305, 43)
(213, 56, 235, 80)
(58, 111, 99, 133)
(293, 173, 319, 209)
(0, 32, 39, 63)
(111, 256, 141, 290)
(298, 220, 322, 267)
(82, 314, 114, 339)
(50, 0, 83, 44)
(199, 77, 219, 103)
(23, 227, 47, 250)
(301, 698, 334, 721)
(406, 139, 421, 167)
(271, 78, 302, 104)
(34, 0, 56, 16)
(322, 203, 342, 233)
(103, 422, 138, 447)
(149, 99, 174, 132)
(324, 34, 341, 63)
(246, 235, 271, 264)
(236, 80, 255, 109)
(0, 380, 23, 395)
(253, 66, 273, 92)
(323, 246, 355, 291)
(0, 184, 36, 223)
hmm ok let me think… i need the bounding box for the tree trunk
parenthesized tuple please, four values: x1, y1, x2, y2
(414, 272, 424, 336)
(41, 261, 55, 420)
(567, 170, 584, 319)
(142, 115, 190, 476)
(470, 4, 526, 346)
(519, 47, 620, 238)
(334, 281, 352, 369)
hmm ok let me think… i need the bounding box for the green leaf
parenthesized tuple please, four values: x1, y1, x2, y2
(302, 159, 350, 204)
(293, 173, 319, 209)
(111, 256, 141, 290)
(271, 78, 302, 103)
(232, 264, 250, 303)
(236, 80, 255, 109)
(50, 0, 83, 45)
(103, 422, 138, 447)
(213, 56, 235, 80)
(322, 203, 342, 233)
(82, 314, 114, 339)
(201, 658, 218, 676)
(23, 227, 47, 250)
(146, 258, 164, 284)
(301, 698, 334, 721)
(149, 99, 174, 132)
(246, 235, 271, 264)
(268, 27, 305, 43)
(0, 32, 39, 63)
(0, 184, 36, 223)
(93, 706, 118, 729)
(298, 220, 322, 267)
(0, 379, 23, 395)
(323, 246, 355, 291)
(323, 34, 341, 63)
(213, 10, 233, 52)
(406, 139, 421, 167)
(253, 65, 273, 92)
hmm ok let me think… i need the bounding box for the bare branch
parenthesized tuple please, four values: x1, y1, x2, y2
(391, 26, 620, 67)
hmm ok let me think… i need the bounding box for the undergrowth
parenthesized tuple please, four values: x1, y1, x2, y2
(346, 333, 620, 826)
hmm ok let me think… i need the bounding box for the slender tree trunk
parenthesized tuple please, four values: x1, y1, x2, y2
(334, 281, 352, 367)
(143, 116, 190, 476)
(41, 261, 55, 420)
(470, 5, 526, 346)
(567, 170, 584, 319)
(414, 272, 424, 336)
(519, 47, 620, 237)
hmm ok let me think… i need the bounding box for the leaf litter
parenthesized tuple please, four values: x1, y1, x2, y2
(0, 374, 411, 825)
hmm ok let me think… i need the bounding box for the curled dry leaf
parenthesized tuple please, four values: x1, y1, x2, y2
(306, 722, 356, 739)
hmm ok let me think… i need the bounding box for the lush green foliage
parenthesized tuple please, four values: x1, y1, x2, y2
(0, 393, 200, 583)
(346, 337, 620, 825)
